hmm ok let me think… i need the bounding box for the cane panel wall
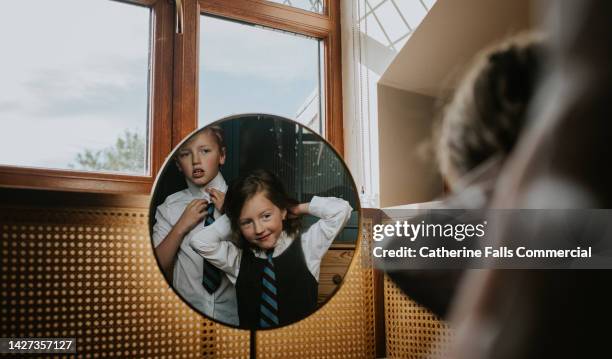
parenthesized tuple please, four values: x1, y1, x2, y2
(384, 278, 453, 359)
(0, 203, 375, 358)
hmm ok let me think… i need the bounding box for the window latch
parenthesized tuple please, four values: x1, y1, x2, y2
(175, 0, 184, 34)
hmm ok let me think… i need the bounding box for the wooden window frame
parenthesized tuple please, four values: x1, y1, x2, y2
(176, 0, 343, 151)
(0, 0, 174, 195)
(0, 0, 343, 195)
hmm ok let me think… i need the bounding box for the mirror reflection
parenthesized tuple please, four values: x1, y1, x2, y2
(150, 114, 359, 329)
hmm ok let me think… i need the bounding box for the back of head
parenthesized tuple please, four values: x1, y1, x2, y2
(437, 34, 544, 185)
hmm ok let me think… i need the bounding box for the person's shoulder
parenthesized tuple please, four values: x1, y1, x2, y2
(158, 189, 192, 209)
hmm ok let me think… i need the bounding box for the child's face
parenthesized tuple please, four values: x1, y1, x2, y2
(175, 130, 225, 187)
(238, 191, 287, 250)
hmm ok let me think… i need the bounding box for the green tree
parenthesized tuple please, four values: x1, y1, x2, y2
(70, 129, 146, 173)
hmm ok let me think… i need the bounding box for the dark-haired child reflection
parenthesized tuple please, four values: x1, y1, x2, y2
(190, 169, 352, 329)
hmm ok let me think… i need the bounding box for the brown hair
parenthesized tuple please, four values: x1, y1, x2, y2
(437, 34, 544, 182)
(224, 169, 300, 248)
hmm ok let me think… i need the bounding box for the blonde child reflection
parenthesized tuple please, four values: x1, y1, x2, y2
(190, 169, 352, 329)
(152, 126, 238, 325)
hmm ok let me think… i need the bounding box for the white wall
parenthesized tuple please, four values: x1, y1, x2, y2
(377, 85, 443, 207)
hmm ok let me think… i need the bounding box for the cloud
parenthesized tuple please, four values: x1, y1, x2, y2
(0, 0, 150, 117)
(199, 15, 320, 82)
(21, 57, 148, 120)
(0, 54, 149, 170)
(0, 100, 22, 114)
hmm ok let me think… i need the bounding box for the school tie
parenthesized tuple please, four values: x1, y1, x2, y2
(259, 249, 279, 328)
(201, 203, 222, 294)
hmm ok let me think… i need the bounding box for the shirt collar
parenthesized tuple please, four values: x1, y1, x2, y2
(186, 172, 227, 201)
(252, 231, 292, 258)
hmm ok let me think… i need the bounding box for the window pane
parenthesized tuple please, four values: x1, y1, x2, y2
(266, 0, 325, 14)
(0, 0, 150, 175)
(199, 15, 323, 135)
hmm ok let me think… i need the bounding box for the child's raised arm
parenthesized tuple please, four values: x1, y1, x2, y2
(190, 215, 242, 284)
(299, 196, 353, 280)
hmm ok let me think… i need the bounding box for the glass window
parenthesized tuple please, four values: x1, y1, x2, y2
(0, 0, 151, 175)
(360, 0, 435, 51)
(266, 0, 325, 14)
(199, 15, 324, 135)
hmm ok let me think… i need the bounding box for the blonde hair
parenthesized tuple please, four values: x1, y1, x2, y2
(176, 125, 226, 157)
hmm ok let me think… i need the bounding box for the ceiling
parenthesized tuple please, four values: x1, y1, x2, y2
(379, 0, 535, 98)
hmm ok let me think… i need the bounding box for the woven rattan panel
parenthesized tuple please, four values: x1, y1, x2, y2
(203, 322, 250, 358)
(384, 277, 452, 359)
(0, 204, 377, 358)
(0, 205, 249, 358)
(255, 217, 376, 359)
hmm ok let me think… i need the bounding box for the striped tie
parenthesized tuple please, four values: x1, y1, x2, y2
(201, 203, 222, 294)
(260, 249, 279, 328)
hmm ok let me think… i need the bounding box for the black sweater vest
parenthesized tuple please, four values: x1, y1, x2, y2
(236, 236, 318, 329)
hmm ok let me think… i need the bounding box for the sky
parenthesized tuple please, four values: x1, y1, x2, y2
(198, 15, 320, 127)
(0, 0, 150, 173)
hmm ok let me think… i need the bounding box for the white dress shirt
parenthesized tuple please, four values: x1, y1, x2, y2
(152, 172, 238, 325)
(189, 196, 353, 284)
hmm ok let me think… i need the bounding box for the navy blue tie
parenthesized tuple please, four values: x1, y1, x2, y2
(201, 203, 221, 294)
(259, 249, 279, 328)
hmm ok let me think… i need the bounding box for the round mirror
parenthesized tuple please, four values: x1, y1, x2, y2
(149, 114, 360, 329)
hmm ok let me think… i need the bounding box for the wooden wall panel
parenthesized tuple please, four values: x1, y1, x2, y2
(318, 249, 354, 303)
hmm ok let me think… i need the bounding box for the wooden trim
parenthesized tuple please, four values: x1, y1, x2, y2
(325, 0, 344, 155)
(0, 166, 152, 194)
(113, 0, 157, 7)
(330, 243, 357, 250)
(199, 0, 330, 38)
(151, 0, 176, 173)
(172, 0, 200, 146)
(0, 187, 150, 209)
(363, 208, 386, 358)
(0, 0, 174, 195)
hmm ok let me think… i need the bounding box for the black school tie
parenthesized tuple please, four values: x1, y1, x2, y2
(202, 203, 222, 294)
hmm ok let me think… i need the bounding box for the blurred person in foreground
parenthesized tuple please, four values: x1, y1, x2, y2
(382, 34, 544, 318)
(446, 1, 612, 358)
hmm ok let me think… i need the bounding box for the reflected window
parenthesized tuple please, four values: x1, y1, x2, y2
(266, 0, 325, 14)
(199, 15, 324, 135)
(0, 0, 151, 175)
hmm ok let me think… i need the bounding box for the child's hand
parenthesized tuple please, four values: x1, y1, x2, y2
(175, 199, 208, 235)
(287, 203, 310, 218)
(207, 188, 226, 213)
